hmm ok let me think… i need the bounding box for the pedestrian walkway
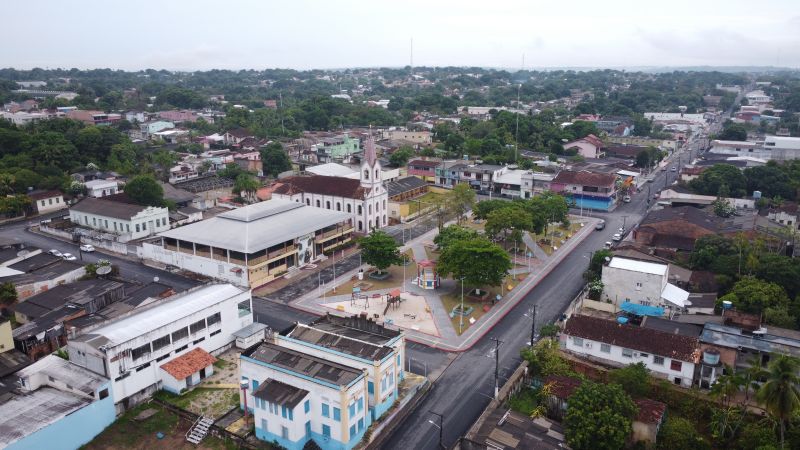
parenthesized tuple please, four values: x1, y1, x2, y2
(522, 231, 548, 260)
(289, 215, 600, 352)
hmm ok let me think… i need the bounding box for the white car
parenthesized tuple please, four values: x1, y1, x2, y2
(48, 249, 62, 257)
(79, 244, 96, 252)
(623, 195, 631, 203)
(62, 253, 77, 261)
(612, 233, 622, 242)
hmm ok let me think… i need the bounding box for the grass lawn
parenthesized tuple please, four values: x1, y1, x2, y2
(460, 218, 486, 233)
(407, 192, 445, 216)
(81, 402, 239, 450)
(154, 388, 239, 420)
(325, 250, 412, 295)
(530, 222, 584, 256)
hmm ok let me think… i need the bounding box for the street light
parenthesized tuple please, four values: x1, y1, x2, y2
(459, 277, 466, 335)
(428, 411, 445, 449)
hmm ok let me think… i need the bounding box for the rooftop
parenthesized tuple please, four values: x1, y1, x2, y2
(272, 175, 367, 200)
(563, 315, 700, 363)
(70, 197, 154, 220)
(243, 341, 363, 387)
(386, 176, 428, 198)
(285, 323, 395, 361)
(466, 406, 566, 450)
(607, 257, 667, 276)
(552, 170, 617, 187)
(160, 348, 217, 380)
(701, 322, 800, 358)
(309, 313, 401, 346)
(641, 316, 703, 337)
(252, 379, 309, 409)
(158, 199, 351, 253)
(11, 279, 124, 320)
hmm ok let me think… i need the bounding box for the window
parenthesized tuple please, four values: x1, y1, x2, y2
(639, 353, 649, 359)
(41, 200, 46, 206)
(175, 344, 188, 353)
(316, 200, 321, 207)
(171, 327, 189, 343)
(622, 348, 633, 358)
(348, 402, 355, 417)
(156, 353, 171, 362)
(104, 219, 108, 228)
(135, 224, 140, 233)
(189, 319, 206, 334)
(358, 417, 364, 431)
(358, 205, 362, 214)
(206, 312, 221, 326)
(131, 343, 151, 360)
(347, 204, 351, 213)
(322, 424, 331, 438)
(253, 380, 259, 391)
(635, 282, 642, 290)
(269, 402, 275, 414)
(357, 397, 363, 412)
(653, 356, 664, 366)
(572, 337, 584, 347)
(193, 337, 205, 345)
(142, 222, 146, 230)
(281, 406, 287, 418)
(333, 407, 341, 421)
(336, 202, 341, 211)
(305, 421, 311, 437)
(326, 201, 331, 209)
(281, 426, 289, 440)
(151, 334, 171, 351)
(304, 400, 310, 414)
(368, 381, 374, 394)
(600, 343, 611, 353)
(261, 419, 268, 432)
(209, 329, 221, 337)
(350, 424, 356, 437)
(670, 360, 683, 371)
(99, 388, 109, 399)
(126, 224, 130, 232)
(321, 403, 330, 418)
(136, 362, 151, 372)
(238, 299, 251, 317)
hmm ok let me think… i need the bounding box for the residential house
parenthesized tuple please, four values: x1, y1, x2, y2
(70, 197, 170, 242)
(272, 136, 388, 232)
(680, 166, 707, 183)
(383, 130, 432, 145)
(315, 135, 361, 164)
(520, 171, 554, 199)
(763, 202, 800, 229)
(561, 315, 700, 387)
(407, 159, 440, 183)
(601, 256, 691, 312)
(0, 253, 85, 300)
(435, 160, 466, 188)
(28, 190, 66, 215)
(158, 110, 203, 124)
(65, 110, 122, 126)
(562, 134, 604, 158)
(141, 199, 354, 289)
(550, 170, 618, 211)
(0, 355, 115, 450)
(633, 206, 751, 252)
(604, 145, 648, 160)
(67, 283, 253, 412)
(85, 179, 120, 198)
(459, 164, 504, 193)
(709, 136, 800, 161)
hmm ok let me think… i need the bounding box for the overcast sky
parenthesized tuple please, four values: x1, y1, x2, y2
(4, 0, 799, 71)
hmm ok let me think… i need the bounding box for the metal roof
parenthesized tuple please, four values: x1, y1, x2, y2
(285, 323, 394, 361)
(158, 199, 352, 253)
(608, 257, 667, 276)
(701, 322, 800, 358)
(244, 341, 363, 387)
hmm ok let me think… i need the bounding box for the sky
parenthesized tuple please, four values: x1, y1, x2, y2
(3, 0, 800, 71)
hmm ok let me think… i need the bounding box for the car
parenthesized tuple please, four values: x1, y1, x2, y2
(48, 249, 62, 257)
(612, 233, 622, 242)
(604, 241, 613, 249)
(646, 178, 654, 183)
(595, 220, 605, 231)
(79, 244, 95, 252)
(671, 167, 677, 172)
(62, 253, 77, 261)
(623, 195, 631, 203)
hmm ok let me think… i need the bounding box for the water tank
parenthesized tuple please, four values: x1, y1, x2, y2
(703, 348, 721, 365)
(753, 190, 762, 199)
(722, 300, 733, 310)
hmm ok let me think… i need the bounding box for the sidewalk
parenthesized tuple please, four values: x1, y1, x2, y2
(289, 215, 600, 352)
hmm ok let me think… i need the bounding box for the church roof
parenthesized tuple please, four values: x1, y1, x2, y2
(272, 175, 369, 200)
(363, 135, 378, 167)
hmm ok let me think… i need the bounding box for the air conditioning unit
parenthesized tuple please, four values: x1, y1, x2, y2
(585, 342, 593, 349)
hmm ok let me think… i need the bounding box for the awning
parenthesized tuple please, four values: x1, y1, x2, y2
(661, 283, 691, 308)
(620, 301, 665, 317)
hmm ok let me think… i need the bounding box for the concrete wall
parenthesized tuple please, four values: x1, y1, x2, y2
(602, 266, 665, 306)
(14, 265, 86, 301)
(33, 196, 67, 215)
(140, 243, 248, 287)
(0, 320, 13, 352)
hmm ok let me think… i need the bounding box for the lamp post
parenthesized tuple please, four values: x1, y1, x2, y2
(459, 277, 466, 335)
(428, 411, 445, 449)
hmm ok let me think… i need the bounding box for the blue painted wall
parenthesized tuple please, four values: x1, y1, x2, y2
(255, 424, 369, 450)
(6, 384, 116, 450)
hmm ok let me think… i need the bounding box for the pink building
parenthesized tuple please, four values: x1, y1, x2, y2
(563, 134, 604, 159)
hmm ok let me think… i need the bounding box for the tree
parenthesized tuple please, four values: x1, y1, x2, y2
(389, 146, 414, 167)
(520, 338, 571, 377)
(358, 231, 402, 275)
(689, 164, 747, 197)
(437, 237, 511, 290)
(719, 277, 790, 315)
(756, 355, 800, 449)
(472, 199, 509, 220)
(261, 142, 292, 178)
(657, 417, 709, 450)
(447, 183, 476, 224)
(737, 421, 778, 450)
(635, 150, 651, 168)
(0, 282, 17, 309)
(433, 225, 478, 250)
(564, 382, 637, 450)
(124, 175, 165, 207)
(712, 197, 736, 217)
(234, 173, 260, 203)
(718, 122, 748, 141)
(585, 249, 613, 281)
(107, 142, 138, 174)
(608, 362, 650, 398)
(485, 205, 531, 242)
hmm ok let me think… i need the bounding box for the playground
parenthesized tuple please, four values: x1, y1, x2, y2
(322, 289, 439, 336)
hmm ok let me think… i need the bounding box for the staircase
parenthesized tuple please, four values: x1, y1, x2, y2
(185, 416, 214, 444)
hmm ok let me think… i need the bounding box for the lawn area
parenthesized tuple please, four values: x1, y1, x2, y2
(440, 273, 526, 335)
(326, 250, 412, 295)
(154, 388, 239, 420)
(407, 191, 445, 216)
(529, 222, 584, 256)
(82, 402, 239, 450)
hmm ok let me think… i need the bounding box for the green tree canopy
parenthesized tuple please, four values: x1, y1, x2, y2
(756, 355, 800, 448)
(234, 173, 260, 202)
(689, 164, 747, 197)
(437, 237, 511, 289)
(608, 362, 650, 398)
(261, 142, 292, 178)
(433, 225, 478, 250)
(388, 146, 414, 167)
(718, 122, 748, 141)
(358, 231, 402, 274)
(447, 183, 476, 224)
(719, 277, 790, 315)
(564, 382, 637, 450)
(485, 205, 531, 241)
(124, 175, 165, 207)
(656, 417, 709, 450)
(472, 199, 510, 220)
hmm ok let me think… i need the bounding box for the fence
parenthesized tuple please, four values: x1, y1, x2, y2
(39, 223, 130, 255)
(364, 378, 431, 450)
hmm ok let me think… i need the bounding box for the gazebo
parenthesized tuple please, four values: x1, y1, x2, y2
(414, 259, 440, 290)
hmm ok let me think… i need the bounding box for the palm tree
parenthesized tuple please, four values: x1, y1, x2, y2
(756, 355, 800, 449)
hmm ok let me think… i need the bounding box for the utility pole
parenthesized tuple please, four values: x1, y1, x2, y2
(491, 337, 504, 398)
(621, 215, 629, 231)
(428, 411, 444, 449)
(515, 83, 521, 162)
(529, 304, 537, 347)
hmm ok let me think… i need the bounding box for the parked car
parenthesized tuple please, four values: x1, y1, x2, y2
(623, 195, 631, 203)
(79, 244, 95, 252)
(62, 253, 77, 261)
(48, 249, 62, 257)
(604, 241, 613, 249)
(595, 220, 605, 231)
(671, 166, 677, 172)
(612, 233, 622, 242)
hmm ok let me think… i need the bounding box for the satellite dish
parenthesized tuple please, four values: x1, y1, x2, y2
(96, 266, 112, 276)
(16, 250, 29, 257)
(153, 276, 159, 283)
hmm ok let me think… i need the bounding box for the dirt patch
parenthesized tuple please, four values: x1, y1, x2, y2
(156, 388, 239, 420)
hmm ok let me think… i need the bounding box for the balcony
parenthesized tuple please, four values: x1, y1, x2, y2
(248, 245, 298, 267)
(317, 226, 354, 243)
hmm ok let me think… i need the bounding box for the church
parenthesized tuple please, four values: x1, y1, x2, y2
(271, 135, 388, 233)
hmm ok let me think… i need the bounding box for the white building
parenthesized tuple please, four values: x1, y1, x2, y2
(70, 197, 170, 242)
(28, 190, 67, 215)
(383, 130, 432, 145)
(140, 199, 354, 288)
(520, 171, 554, 199)
(601, 257, 690, 312)
(709, 136, 800, 161)
(562, 315, 699, 387)
(85, 179, 119, 198)
(745, 90, 772, 105)
(306, 162, 401, 183)
(273, 136, 389, 232)
(67, 283, 253, 412)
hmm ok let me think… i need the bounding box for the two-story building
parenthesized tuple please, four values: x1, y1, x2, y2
(141, 199, 354, 288)
(85, 179, 120, 198)
(67, 283, 253, 412)
(28, 190, 67, 215)
(601, 257, 690, 313)
(315, 135, 361, 164)
(459, 164, 504, 193)
(69, 197, 170, 242)
(562, 134, 604, 158)
(407, 159, 440, 183)
(520, 171, 554, 199)
(435, 160, 466, 187)
(562, 315, 700, 387)
(550, 170, 618, 211)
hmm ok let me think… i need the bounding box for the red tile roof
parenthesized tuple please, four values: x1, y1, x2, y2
(552, 170, 617, 187)
(27, 190, 63, 201)
(634, 398, 667, 424)
(160, 348, 216, 380)
(543, 375, 583, 400)
(583, 134, 604, 148)
(563, 315, 700, 363)
(272, 175, 367, 199)
(408, 159, 440, 168)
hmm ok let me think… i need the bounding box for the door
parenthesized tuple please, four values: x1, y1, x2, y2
(200, 368, 206, 379)
(148, 221, 155, 235)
